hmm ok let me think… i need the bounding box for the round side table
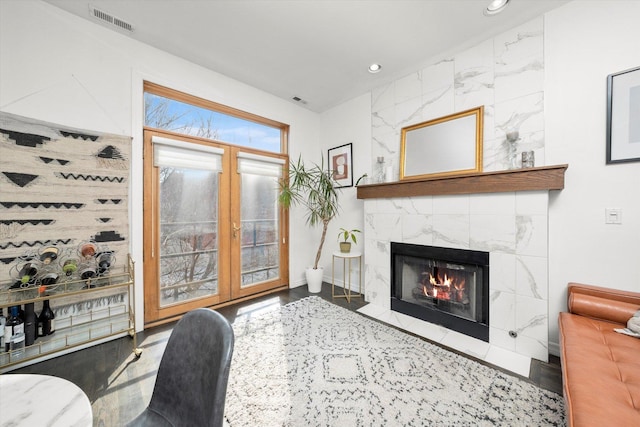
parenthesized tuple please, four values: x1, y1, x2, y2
(0, 374, 93, 426)
(331, 251, 362, 303)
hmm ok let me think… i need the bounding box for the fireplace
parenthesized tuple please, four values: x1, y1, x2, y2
(391, 243, 489, 342)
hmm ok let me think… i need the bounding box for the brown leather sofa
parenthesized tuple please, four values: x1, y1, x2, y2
(558, 282, 640, 426)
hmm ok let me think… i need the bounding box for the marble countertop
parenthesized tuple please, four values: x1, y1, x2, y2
(0, 374, 92, 427)
(332, 251, 362, 258)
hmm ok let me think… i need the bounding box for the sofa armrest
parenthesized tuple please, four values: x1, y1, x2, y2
(567, 282, 640, 325)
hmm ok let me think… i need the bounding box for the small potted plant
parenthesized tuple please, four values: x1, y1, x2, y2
(338, 228, 360, 253)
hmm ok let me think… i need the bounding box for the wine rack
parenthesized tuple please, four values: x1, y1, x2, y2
(0, 254, 140, 372)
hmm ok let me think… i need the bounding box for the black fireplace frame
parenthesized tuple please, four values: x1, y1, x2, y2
(390, 242, 490, 342)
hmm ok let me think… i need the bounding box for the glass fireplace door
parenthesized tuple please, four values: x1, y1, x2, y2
(391, 242, 489, 342)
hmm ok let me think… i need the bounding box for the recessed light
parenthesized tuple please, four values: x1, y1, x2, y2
(368, 63, 382, 73)
(484, 0, 510, 16)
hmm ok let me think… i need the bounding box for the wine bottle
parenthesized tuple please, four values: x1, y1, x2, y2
(80, 242, 97, 258)
(40, 246, 59, 265)
(96, 251, 113, 276)
(79, 258, 97, 281)
(5, 306, 25, 358)
(17, 262, 38, 287)
(2, 308, 9, 353)
(38, 300, 56, 336)
(24, 303, 37, 346)
(0, 308, 5, 352)
(62, 258, 78, 277)
(40, 271, 59, 286)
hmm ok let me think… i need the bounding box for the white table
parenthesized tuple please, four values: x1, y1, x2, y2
(332, 251, 362, 303)
(0, 374, 93, 427)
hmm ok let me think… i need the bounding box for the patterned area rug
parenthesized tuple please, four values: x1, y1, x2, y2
(225, 297, 565, 426)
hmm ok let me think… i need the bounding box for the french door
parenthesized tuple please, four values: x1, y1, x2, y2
(143, 129, 288, 324)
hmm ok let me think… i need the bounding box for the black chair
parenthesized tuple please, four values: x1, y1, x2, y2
(127, 308, 235, 427)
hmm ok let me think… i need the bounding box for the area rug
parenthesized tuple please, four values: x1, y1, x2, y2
(224, 297, 565, 426)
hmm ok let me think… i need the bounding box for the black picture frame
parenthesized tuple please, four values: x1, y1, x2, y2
(327, 143, 353, 188)
(606, 66, 640, 164)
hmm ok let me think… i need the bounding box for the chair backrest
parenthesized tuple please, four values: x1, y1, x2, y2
(146, 308, 235, 427)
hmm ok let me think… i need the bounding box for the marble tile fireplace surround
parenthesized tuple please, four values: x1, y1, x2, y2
(356, 167, 566, 376)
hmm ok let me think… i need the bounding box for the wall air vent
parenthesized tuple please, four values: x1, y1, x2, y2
(89, 6, 134, 33)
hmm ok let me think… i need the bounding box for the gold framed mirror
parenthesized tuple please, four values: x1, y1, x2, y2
(400, 106, 484, 180)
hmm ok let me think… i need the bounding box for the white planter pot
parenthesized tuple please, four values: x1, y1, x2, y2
(305, 267, 324, 293)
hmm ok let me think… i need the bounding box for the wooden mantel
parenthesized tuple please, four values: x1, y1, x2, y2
(357, 164, 568, 199)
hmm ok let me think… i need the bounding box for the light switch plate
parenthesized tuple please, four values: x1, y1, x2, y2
(605, 208, 622, 224)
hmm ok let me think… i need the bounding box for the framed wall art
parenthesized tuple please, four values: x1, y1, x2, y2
(606, 66, 640, 164)
(328, 143, 353, 188)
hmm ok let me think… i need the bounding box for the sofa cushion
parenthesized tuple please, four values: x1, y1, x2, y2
(559, 312, 640, 426)
(569, 293, 640, 325)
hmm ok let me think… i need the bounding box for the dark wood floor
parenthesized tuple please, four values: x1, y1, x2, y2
(9, 283, 563, 426)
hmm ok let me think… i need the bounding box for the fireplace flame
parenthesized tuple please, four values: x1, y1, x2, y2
(430, 273, 453, 288)
(422, 272, 466, 301)
(422, 284, 437, 297)
(429, 273, 465, 290)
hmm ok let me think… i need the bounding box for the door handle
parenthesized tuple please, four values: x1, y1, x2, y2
(233, 222, 241, 238)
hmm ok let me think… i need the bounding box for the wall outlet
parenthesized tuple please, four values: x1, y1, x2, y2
(605, 208, 622, 224)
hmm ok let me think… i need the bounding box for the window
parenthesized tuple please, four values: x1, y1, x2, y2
(144, 82, 287, 153)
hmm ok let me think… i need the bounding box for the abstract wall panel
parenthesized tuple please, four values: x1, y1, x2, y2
(0, 112, 131, 280)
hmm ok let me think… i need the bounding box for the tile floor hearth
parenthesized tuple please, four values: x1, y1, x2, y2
(358, 303, 531, 377)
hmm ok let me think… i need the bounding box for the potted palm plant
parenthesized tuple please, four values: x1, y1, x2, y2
(338, 228, 360, 253)
(279, 156, 339, 293)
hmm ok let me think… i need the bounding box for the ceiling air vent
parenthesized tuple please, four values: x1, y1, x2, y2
(292, 96, 308, 105)
(89, 6, 133, 33)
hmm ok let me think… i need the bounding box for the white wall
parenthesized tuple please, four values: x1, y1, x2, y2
(0, 0, 320, 329)
(545, 0, 640, 351)
(318, 93, 372, 287)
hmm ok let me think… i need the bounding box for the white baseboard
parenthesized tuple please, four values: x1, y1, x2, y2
(323, 275, 360, 292)
(289, 278, 307, 288)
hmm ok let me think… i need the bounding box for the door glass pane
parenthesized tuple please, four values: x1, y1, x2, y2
(159, 167, 219, 306)
(240, 173, 280, 288)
